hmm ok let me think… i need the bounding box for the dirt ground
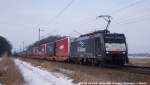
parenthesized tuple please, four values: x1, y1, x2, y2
(21, 58, 150, 85)
(129, 58, 150, 67)
(0, 56, 24, 85)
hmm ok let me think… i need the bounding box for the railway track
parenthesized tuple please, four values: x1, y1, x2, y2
(122, 65, 150, 76)
(22, 57, 150, 76)
(67, 62, 150, 76)
(103, 64, 150, 76)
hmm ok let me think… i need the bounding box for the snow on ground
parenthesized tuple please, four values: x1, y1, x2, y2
(14, 59, 75, 85)
(58, 68, 73, 74)
(129, 56, 150, 59)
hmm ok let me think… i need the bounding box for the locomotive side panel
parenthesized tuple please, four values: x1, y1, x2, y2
(70, 37, 92, 58)
(70, 33, 108, 64)
(70, 34, 105, 59)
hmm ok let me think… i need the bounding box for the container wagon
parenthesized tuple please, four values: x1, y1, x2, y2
(32, 47, 39, 56)
(39, 44, 46, 56)
(46, 42, 55, 56)
(55, 37, 70, 61)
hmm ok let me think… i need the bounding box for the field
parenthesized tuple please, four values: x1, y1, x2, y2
(0, 56, 24, 85)
(129, 57, 150, 67)
(0, 56, 150, 85)
(21, 58, 150, 84)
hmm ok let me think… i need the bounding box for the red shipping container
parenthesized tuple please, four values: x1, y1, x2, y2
(39, 44, 47, 56)
(56, 37, 70, 57)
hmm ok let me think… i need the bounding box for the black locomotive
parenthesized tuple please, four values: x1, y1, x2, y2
(70, 30, 128, 65)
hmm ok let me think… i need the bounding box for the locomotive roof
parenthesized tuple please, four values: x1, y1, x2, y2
(72, 30, 125, 42)
(80, 29, 110, 37)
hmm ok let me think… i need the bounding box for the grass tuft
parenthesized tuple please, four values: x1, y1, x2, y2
(0, 56, 24, 85)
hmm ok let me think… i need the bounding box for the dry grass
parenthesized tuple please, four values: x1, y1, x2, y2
(21, 58, 150, 84)
(0, 56, 24, 85)
(129, 58, 150, 67)
(56, 63, 150, 84)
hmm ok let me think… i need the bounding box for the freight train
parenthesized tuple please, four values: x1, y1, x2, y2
(19, 29, 128, 65)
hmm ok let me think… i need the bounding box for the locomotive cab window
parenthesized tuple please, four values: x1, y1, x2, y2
(104, 34, 127, 52)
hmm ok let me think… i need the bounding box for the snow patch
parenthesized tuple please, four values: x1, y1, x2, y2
(129, 56, 150, 59)
(14, 59, 75, 85)
(58, 68, 74, 74)
(52, 72, 67, 78)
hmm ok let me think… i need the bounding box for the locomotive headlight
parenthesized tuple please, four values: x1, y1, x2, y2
(122, 52, 126, 54)
(106, 51, 110, 54)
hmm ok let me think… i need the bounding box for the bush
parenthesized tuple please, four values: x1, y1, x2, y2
(0, 36, 12, 57)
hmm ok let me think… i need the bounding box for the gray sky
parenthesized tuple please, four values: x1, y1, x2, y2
(0, 0, 150, 53)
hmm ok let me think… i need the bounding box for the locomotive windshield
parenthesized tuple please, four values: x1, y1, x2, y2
(104, 34, 127, 51)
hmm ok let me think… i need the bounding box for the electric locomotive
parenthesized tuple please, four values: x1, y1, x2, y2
(70, 29, 128, 65)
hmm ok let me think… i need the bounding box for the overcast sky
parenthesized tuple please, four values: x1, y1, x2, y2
(0, 0, 150, 53)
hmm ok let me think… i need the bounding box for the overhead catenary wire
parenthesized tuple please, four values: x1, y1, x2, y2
(109, 0, 148, 15)
(48, 0, 75, 25)
(38, 0, 148, 37)
(43, 0, 149, 38)
(72, 0, 148, 30)
(112, 16, 150, 26)
(40, 29, 57, 39)
(104, 0, 149, 27)
(114, 11, 150, 23)
(38, 0, 75, 39)
(113, 12, 150, 24)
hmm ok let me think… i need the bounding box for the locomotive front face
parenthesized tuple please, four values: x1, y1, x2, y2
(104, 34, 127, 54)
(104, 34, 128, 64)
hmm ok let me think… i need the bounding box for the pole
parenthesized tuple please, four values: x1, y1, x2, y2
(38, 28, 44, 41)
(39, 28, 40, 41)
(23, 41, 24, 51)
